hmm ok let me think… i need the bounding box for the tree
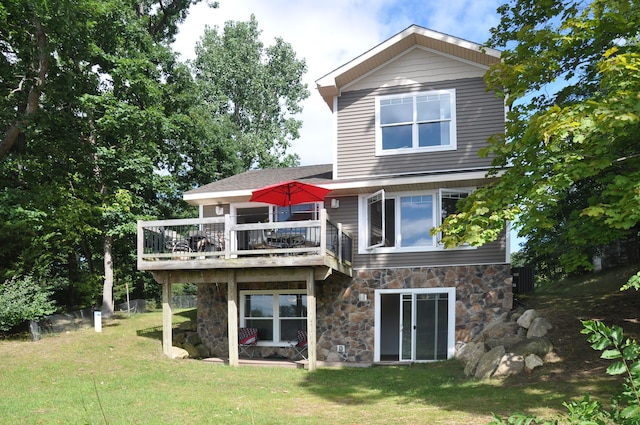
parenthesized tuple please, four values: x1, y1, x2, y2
(0, 0, 207, 316)
(435, 0, 640, 272)
(189, 15, 309, 179)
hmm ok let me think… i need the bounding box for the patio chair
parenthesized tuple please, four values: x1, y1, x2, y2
(290, 329, 308, 360)
(238, 327, 258, 358)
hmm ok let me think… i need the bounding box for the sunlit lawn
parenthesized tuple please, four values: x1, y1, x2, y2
(0, 310, 618, 425)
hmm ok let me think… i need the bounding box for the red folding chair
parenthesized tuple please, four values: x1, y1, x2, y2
(238, 327, 258, 358)
(291, 329, 308, 360)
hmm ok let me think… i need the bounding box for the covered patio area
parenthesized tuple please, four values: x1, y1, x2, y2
(152, 267, 332, 371)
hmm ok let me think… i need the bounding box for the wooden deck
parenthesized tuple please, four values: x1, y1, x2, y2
(137, 209, 352, 277)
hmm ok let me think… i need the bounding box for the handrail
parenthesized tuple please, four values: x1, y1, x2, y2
(137, 209, 352, 269)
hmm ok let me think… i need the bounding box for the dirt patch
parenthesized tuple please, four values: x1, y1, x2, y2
(514, 287, 640, 383)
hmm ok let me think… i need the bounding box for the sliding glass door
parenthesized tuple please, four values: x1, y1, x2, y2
(376, 288, 455, 362)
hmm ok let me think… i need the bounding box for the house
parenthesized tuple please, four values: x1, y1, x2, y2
(137, 25, 511, 370)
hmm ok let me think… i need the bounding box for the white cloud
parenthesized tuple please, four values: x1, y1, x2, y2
(173, 0, 499, 166)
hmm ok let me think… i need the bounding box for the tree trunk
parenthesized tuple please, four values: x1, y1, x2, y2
(102, 235, 114, 317)
(1, 17, 49, 158)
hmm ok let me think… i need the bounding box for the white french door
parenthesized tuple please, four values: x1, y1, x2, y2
(375, 288, 455, 362)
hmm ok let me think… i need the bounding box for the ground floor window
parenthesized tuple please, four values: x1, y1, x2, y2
(374, 287, 456, 362)
(240, 290, 307, 345)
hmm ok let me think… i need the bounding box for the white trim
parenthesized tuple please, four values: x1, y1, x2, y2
(328, 167, 501, 183)
(374, 287, 456, 362)
(365, 189, 386, 249)
(183, 169, 501, 203)
(374, 89, 457, 156)
(332, 96, 339, 180)
(316, 25, 500, 88)
(357, 187, 475, 254)
(239, 289, 307, 345)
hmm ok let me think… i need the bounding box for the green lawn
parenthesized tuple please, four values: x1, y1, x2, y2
(0, 307, 619, 425)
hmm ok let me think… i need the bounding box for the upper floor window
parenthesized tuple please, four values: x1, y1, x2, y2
(375, 89, 457, 155)
(360, 188, 471, 253)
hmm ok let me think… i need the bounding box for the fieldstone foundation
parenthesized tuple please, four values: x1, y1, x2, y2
(196, 264, 512, 363)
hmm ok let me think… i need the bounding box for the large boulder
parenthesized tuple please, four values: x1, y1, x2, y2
(186, 332, 202, 345)
(510, 337, 554, 357)
(478, 321, 520, 341)
(457, 342, 486, 377)
(493, 353, 525, 378)
(527, 317, 553, 338)
(170, 346, 190, 359)
(182, 342, 200, 358)
(195, 343, 210, 358)
(474, 346, 505, 379)
(516, 309, 538, 329)
(525, 354, 544, 372)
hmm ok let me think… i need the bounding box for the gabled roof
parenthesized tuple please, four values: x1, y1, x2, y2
(315, 24, 501, 110)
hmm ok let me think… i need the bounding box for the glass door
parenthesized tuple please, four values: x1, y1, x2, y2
(398, 291, 451, 361)
(400, 294, 412, 361)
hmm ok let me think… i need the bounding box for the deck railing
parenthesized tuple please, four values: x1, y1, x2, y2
(137, 209, 352, 269)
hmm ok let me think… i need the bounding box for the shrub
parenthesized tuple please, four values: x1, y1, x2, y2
(0, 275, 57, 332)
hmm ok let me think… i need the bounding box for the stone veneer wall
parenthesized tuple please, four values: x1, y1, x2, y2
(197, 264, 512, 362)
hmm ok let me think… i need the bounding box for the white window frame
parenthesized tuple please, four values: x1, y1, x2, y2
(375, 89, 457, 156)
(374, 287, 456, 362)
(358, 188, 474, 254)
(239, 289, 307, 347)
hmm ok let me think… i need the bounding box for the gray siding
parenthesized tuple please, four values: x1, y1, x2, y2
(327, 195, 507, 270)
(335, 78, 504, 179)
(202, 204, 229, 218)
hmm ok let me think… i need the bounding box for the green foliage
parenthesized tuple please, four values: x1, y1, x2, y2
(622, 272, 640, 292)
(190, 15, 308, 174)
(434, 0, 640, 273)
(0, 0, 215, 312)
(0, 276, 57, 332)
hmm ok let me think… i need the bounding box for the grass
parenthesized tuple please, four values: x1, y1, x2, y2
(1, 267, 638, 424)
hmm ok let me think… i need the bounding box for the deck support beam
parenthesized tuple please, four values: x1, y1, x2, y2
(306, 268, 317, 372)
(227, 271, 239, 366)
(162, 280, 172, 357)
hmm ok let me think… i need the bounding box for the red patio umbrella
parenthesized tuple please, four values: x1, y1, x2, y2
(249, 180, 331, 207)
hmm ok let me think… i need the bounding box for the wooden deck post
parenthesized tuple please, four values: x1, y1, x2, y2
(227, 271, 239, 366)
(306, 268, 317, 371)
(162, 280, 172, 357)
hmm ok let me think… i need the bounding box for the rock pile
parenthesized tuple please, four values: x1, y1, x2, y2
(456, 308, 553, 379)
(172, 320, 210, 359)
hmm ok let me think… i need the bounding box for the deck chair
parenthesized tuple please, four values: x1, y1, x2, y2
(290, 329, 308, 360)
(238, 327, 258, 358)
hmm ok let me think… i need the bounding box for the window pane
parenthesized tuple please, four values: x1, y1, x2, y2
(418, 122, 450, 147)
(416, 94, 451, 121)
(245, 318, 273, 340)
(280, 319, 307, 341)
(441, 192, 468, 220)
(276, 203, 317, 222)
(368, 192, 384, 247)
(279, 294, 307, 317)
(245, 294, 273, 317)
(382, 125, 412, 150)
(384, 198, 396, 247)
(380, 98, 412, 124)
(400, 196, 433, 247)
